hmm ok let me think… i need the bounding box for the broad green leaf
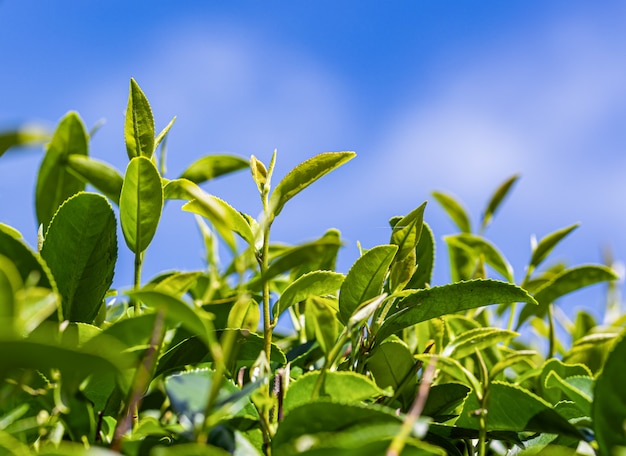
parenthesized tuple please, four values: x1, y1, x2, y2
(269, 151, 356, 218)
(366, 335, 415, 394)
(226, 296, 260, 332)
(442, 327, 518, 360)
(283, 371, 390, 415)
(456, 381, 581, 438)
(390, 202, 427, 261)
(0, 224, 21, 239)
(127, 289, 214, 347)
(124, 78, 154, 159)
(431, 191, 471, 233)
(538, 358, 591, 405)
(305, 296, 338, 356)
(490, 350, 538, 380)
(407, 222, 435, 290)
(447, 242, 475, 282)
(41, 192, 117, 323)
(422, 383, 471, 419)
(480, 174, 519, 231)
(119, 156, 163, 253)
(65, 155, 123, 204)
(376, 279, 537, 343)
(0, 125, 49, 158)
(35, 111, 88, 229)
(517, 265, 618, 328)
(529, 223, 579, 271)
(445, 233, 513, 282)
(146, 271, 202, 298)
(273, 270, 344, 320)
(179, 154, 249, 184)
(338, 244, 397, 325)
(389, 249, 417, 293)
(593, 328, 626, 454)
(272, 402, 401, 449)
(564, 332, 618, 373)
(0, 227, 55, 290)
(545, 372, 593, 416)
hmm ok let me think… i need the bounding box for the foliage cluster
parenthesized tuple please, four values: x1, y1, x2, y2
(1, 79, 625, 455)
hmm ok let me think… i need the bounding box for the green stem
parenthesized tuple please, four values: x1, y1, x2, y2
(548, 304, 556, 358)
(133, 251, 143, 313)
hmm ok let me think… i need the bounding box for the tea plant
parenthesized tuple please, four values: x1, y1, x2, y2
(1, 79, 625, 455)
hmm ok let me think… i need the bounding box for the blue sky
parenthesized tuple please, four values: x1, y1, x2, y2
(1, 1, 625, 323)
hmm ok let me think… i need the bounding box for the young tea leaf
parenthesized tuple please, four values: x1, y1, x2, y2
(444, 233, 514, 282)
(376, 279, 537, 343)
(406, 221, 435, 290)
(305, 296, 339, 356)
(441, 327, 518, 360)
(390, 202, 427, 261)
(41, 192, 117, 323)
(517, 265, 618, 329)
(529, 223, 580, 271)
(0, 125, 49, 158)
(65, 155, 123, 204)
(124, 78, 155, 159)
(431, 191, 471, 233)
(119, 156, 163, 254)
(179, 154, 249, 185)
(272, 270, 344, 320)
(269, 151, 356, 218)
(480, 174, 519, 232)
(338, 244, 398, 325)
(35, 111, 88, 229)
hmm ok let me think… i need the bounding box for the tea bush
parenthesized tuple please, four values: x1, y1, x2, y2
(1, 79, 625, 455)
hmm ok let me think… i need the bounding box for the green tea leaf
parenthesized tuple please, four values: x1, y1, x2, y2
(376, 280, 536, 343)
(538, 358, 592, 405)
(283, 371, 389, 415)
(366, 335, 415, 393)
(442, 327, 518, 360)
(269, 151, 356, 218)
(146, 271, 202, 298)
(250, 155, 268, 194)
(480, 174, 519, 231)
(517, 265, 618, 328)
(444, 233, 513, 282)
(407, 222, 435, 290)
(305, 296, 338, 355)
(41, 192, 117, 323)
(414, 354, 482, 394)
(489, 350, 537, 380)
(338, 245, 397, 325)
(226, 296, 260, 332)
(35, 112, 88, 229)
(431, 191, 471, 233)
(529, 223, 579, 271)
(154, 116, 176, 152)
(545, 372, 593, 416)
(593, 328, 626, 454)
(0, 226, 55, 290)
(456, 381, 581, 438)
(124, 78, 155, 159)
(273, 270, 344, 320)
(179, 154, 249, 184)
(0, 125, 49, 158)
(119, 156, 163, 253)
(65, 155, 123, 204)
(390, 202, 427, 261)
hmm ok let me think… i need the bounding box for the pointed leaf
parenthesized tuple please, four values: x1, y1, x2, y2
(377, 280, 537, 343)
(41, 192, 117, 323)
(249, 155, 268, 194)
(35, 112, 88, 229)
(269, 151, 356, 218)
(545, 372, 593, 416)
(517, 265, 618, 328)
(593, 328, 626, 454)
(530, 224, 579, 270)
(431, 191, 471, 233)
(119, 156, 163, 253)
(154, 116, 176, 152)
(390, 202, 427, 261)
(338, 244, 397, 325)
(442, 327, 518, 360)
(305, 296, 338, 355)
(456, 381, 581, 438)
(481, 174, 519, 231)
(407, 222, 435, 290)
(124, 78, 155, 159)
(65, 155, 123, 204)
(414, 354, 482, 394)
(273, 270, 344, 319)
(445, 233, 513, 282)
(179, 154, 249, 184)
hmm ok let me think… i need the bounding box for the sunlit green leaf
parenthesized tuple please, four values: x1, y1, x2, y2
(338, 244, 397, 325)
(431, 191, 471, 233)
(41, 192, 117, 323)
(407, 222, 435, 290)
(273, 270, 344, 320)
(0, 227, 55, 290)
(442, 327, 517, 360)
(124, 78, 155, 159)
(445, 233, 513, 282)
(529, 223, 579, 271)
(119, 156, 163, 253)
(269, 151, 356, 218)
(377, 280, 536, 343)
(480, 174, 519, 231)
(0, 124, 49, 158)
(65, 155, 123, 204)
(305, 296, 338, 356)
(390, 202, 427, 261)
(179, 154, 249, 184)
(366, 335, 415, 394)
(35, 111, 88, 229)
